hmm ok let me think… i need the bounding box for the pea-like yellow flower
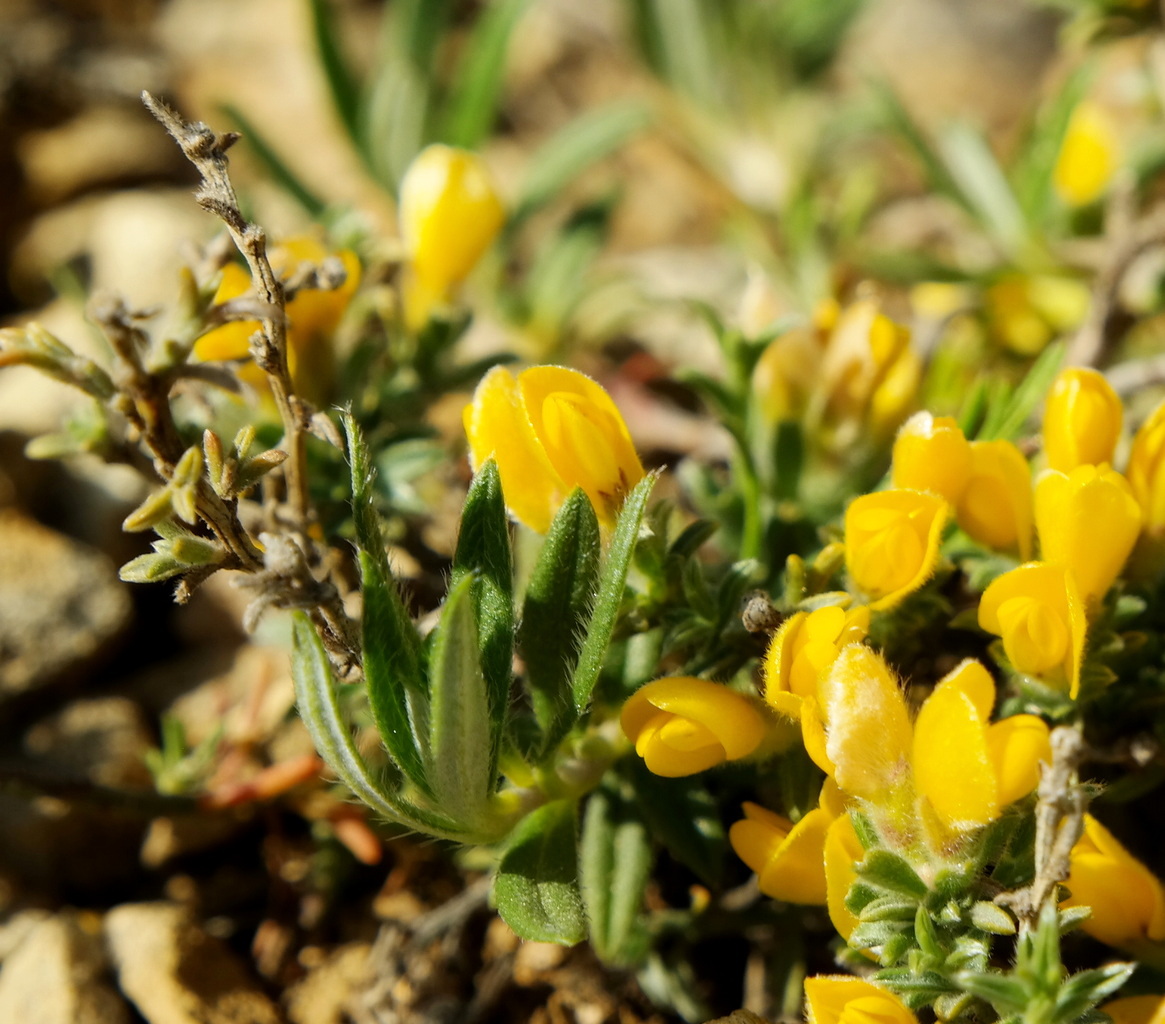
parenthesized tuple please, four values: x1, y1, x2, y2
(1104, 996, 1165, 1024)
(1129, 400, 1165, 536)
(824, 811, 864, 941)
(620, 677, 769, 778)
(1035, 465, 1141, 606)
(805, 976, 918, 1024)
(814, 644, 913, 800)
(978, 563, 1087, 697)
(729, 800, 833, 904)
(1054, 102, 1120, 208)
(956, 439, 1033, 560)
(762, 604, 870, 719)
(399, 144, 505, 329)
(844, 489, 948, 611)
(985, 274, 1091, 357)
(753, 325, 822, 424)
(195, 238, 361, 402)
(912, 660, 1050, 832)
(1062, 814, 1165, 950)
(1042, 367, 1123, 473)
(464, 365, 644, 533)
(891, 412, 972, 505)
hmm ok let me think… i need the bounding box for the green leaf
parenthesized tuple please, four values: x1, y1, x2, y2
(220, 103, 326, 217)
(307, 0, 363, 151)
(289, 613, 466, 839)
(626, 756, 724, 885)
(580, 781, 653, 966)
(494, 799, 586, 945)
(858, 849, 929, 900)
(937, 121, 1028, 255)
(955, 971, 1029, 1016)
(452, 459, 513, 776)
(343, 412, 430, 795)
(977, 341, 1066, 442)
(426, 577, 492, 827)
(970, 901, 1017, 936)
(571, 472, 658, 715)
(1055, 963, 1135, 1024)
(514, 102, 653, 223)
(519, 488, 601, 740)
(441, 0, 532, 148)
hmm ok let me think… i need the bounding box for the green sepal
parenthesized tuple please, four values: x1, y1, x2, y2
(571, 472, 657, 716)
(580, 779, 653, 966)
(858, 849, 929, 900)
(452, 459, 513, 778)
(519, 487, 600, 742)
(289, 613, 469, 841)
(426, 577, 493, 829)
(343, 412, 430, 795)
(493, 799, 586, 945)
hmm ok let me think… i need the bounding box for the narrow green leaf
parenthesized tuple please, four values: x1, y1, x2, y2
(343, 412, 430, 794)
(519, 488, 601, 737)
(937, 121, 1028, 255)
(627, 758, 723, 884)
(954, 971, 1030, 1015)
(858, 849, 929, 900)
(427, 577, 492, 827)
(571, 472, 658, 715)
(514, 102, 653, 223)
(494, 799, 586, 945)
(307, 0, 363, 150)
(219, 104, 326, 217)
(580, 781, 653, 966)
(289, 613, 466, 839)
(452, 459, 513, 776)
(441, 0, 532, 148)
(1054, 963, 1135, 1024)
(977, 341, 1066, 442)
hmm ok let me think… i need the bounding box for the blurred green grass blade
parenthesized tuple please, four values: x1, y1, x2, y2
(219, 104, 326, 218)
(938, 121, 1029, 256)
(628, 0, 717, 106)
(307, 0, 363, 154)
(441, 0, 532, 149)
(514, 102, 653, 223)
(977, 341, 1065, 441)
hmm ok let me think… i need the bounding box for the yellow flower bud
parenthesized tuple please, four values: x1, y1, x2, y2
(978, 563, 1087, 697)
(816, 645, 913, 802)
(956, 439, 1033, 560)
(1062, 814, 1165, 950)
(729, 801, 832, 904)
(817, 299, 910, 420)
(805, 976, 918, 1024)
(1104, 996, 1165, 1024)
(464, 365, 644, 532)
(985, 275, 1090, 357)
(1129, 399, 1165, 535)
(1054, 102, 1120, 208)
(869, 344, 922, 440)
(1042, 367, 1123, 473)
(195, 238, 361, 403)
(399, 144, 505, 329)
(753, 325, 822, 423)
(912, 660, 1050, 831)
(620, 677, 769, 778)
(762, 604, 870, 719)
(891, 412, 972, 505)
(844, 489, 948, 611)
(1035, 465, 1141, 606)
(824, 811, 864, 942)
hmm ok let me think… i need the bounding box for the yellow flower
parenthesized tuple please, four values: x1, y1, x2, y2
(912, 660, 1050, 831)
(1062, 814, 1165, 950)
(805, 976, 917, 1024)
(1104, 996, 1165, 1024)
(753, 325, 822, 423)
(891, 412, 972, 505)
(729, 799, 834, 904)
(978, 563, 1087, 697)
(399, 144, 505, 329)
(1035, 465, 1141, 606)
(956, 439, 1033, 560)
(1042, 367, 1123, 474)
(814, 645, 913, 801)
(464, 364, 644, 532)
(1054, 102, 1120, 208)
(1129, 399, 1165, 535)
(762, 604, 870, 719)
(195, 238, 361, 402)
(985, 275, 1090, 357)
(824, 811, 864, 942)
(620, 677, 769, 778)
(845, 489, 948, 611)
(869, 344, 923, 440)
